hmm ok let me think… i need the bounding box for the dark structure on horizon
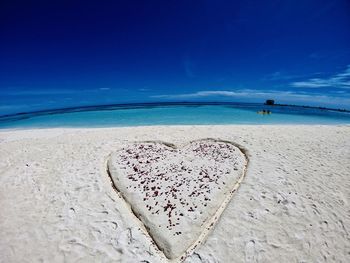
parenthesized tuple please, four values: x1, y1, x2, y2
(265, 99, 275, 105)
(263, 99, 349, 113)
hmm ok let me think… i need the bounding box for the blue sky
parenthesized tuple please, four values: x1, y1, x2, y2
(1, 0, 350, 114)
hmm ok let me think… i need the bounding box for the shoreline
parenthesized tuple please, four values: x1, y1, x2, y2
(0, 123, 349, 133)
(1, 125, 349, 262)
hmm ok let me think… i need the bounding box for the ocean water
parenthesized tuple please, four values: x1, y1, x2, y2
(0, 103, 349, 129)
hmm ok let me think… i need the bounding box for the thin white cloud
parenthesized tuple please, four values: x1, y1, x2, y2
(153, 90, 244, 99)
(3, 88, 81, 96)
(2, 87, 125, 96)
(138, 88, 151, 92)
(152, 89, 309, 99)
(291, 65, 350, 89)
(264, 71, 319, 81)
(151, 89, 350, 109)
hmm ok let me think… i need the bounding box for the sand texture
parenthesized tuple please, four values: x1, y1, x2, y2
(0, 125, 349, 263)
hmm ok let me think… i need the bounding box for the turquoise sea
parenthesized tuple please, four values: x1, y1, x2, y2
(0, 102, 349, 129)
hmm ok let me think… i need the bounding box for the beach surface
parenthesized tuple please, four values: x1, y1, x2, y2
(0, 125, 349, 262)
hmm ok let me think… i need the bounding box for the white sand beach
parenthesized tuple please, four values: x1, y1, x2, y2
(0, 125, 349, 262)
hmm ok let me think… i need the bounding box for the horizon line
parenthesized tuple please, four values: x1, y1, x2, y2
(0, 101, 349, 122)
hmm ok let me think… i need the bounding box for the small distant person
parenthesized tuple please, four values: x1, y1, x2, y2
(257, 109, 272, 115)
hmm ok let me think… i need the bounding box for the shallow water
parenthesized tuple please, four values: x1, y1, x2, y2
(0, 103, 349, 129)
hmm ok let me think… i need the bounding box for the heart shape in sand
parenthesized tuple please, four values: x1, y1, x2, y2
(107, 139, 247, 260)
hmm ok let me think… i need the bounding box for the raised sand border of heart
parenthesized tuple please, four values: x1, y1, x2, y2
(105, 138, 250, 262)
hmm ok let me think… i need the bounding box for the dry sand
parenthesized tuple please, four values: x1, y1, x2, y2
(0, 125, 349, 263)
